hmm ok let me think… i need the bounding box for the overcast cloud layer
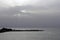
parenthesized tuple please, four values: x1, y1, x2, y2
(0, 0, 60, 28)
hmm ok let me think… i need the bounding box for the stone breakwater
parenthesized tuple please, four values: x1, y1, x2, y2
(0, 28, 45, 33)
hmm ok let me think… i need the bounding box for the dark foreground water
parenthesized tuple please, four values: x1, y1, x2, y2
(0, 28, 60, 40)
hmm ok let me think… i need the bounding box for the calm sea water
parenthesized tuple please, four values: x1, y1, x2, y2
(0, 28, 60, 40)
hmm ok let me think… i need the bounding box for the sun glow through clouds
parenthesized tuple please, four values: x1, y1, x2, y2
(21, 10, 27, 13)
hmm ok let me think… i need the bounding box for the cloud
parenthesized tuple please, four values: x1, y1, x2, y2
(0, 0, 60, 16)
(0, 0, 15, 8)
(0, 0, 60, 28)
(0, 0, 60, 10)
(0, 0, 60, 17)
(0, 6, 33, 17)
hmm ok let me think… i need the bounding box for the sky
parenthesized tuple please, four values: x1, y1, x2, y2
(0, 0, 60, 28)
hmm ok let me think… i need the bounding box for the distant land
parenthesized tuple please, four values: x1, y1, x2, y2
(0, 28, 45, 33)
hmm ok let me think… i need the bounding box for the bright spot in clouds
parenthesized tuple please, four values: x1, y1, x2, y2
(14, 10, 29, 16)
(21, 10, 27, 13)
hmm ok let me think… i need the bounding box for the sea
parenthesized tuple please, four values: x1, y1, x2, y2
(0, 28, 60, 40)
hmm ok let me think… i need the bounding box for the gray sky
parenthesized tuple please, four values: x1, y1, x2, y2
(0, 0, 60, 28)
